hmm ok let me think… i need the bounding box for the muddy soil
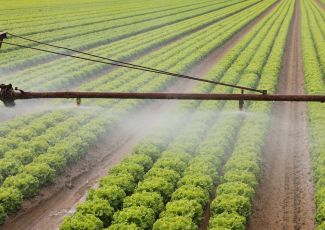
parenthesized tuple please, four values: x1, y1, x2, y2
(316, 0, 325, 10)
(247, 0, 315, 229)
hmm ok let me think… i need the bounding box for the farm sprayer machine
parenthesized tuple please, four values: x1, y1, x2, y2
(0, 32, 324, 109)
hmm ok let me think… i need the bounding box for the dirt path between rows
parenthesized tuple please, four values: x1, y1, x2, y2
(316, 0, 325, 10)
(247, 0, 315, 229)
(1, 2, 279, 229)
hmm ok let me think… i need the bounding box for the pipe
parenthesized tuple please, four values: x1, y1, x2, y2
(11, 91, 325, 102)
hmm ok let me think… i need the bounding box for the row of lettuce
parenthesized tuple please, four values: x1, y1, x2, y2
(209, 0, 294, 227)
(1, 0, 260, 92)
(6, 0, 222, 41)
(1, 0, 244, 74)
(301, 0, 325, 229)
(59, 0, 293, 229)
(0, 0, 276, 224)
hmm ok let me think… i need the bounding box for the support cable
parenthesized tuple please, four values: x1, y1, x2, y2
(3, 33, 266, 94)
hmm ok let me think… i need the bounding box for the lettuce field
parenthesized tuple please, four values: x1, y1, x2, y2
(0, 0, 324, 229)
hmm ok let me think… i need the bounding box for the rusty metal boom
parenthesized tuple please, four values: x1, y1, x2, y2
(11, 91, 325, 102)
(1, 84, 324, 109)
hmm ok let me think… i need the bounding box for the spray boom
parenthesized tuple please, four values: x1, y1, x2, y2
(0, 33, 324, 110)
(1, 84, 324, 110)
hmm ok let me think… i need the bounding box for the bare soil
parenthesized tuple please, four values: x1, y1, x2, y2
(247, 0, 315, 229)
(316, 0, 325, 10)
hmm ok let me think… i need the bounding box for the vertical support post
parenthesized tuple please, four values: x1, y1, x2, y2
(76, 98, 81, 106)
(239, 90, 244, 111)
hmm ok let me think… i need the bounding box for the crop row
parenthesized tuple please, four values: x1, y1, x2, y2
(59, 0, 292, 229)
(2, 0, 264, 91)
(6, 0, 218, 34)
(307, 1, 325, 36)
(154, 3, 291, 227)
(0, 110, 73, 157)
(1, 0, 246, 72)
(3, 0, 213, 31)
(0, 110, 51, 137)
(0, 1, 275, 223)
(3, 0, 226, 54)
(303, 0, 324, 75)
(301, 0, 325, 229)
(208, 0, 294, 228)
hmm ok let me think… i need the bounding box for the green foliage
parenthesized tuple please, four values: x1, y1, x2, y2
(99, 173, 135, 195)
(172, 185, 209, 207)
(0, 187, 23, 214)
(153, 216, 198, 230)
(87, 185, 126, 210)
(28, 139, 49, 155)
(76, 198, 114, 227)
(112, 206, 155, 229)
(34, 153, 67, 174)
(60, 213, 103, 230)
(0, 159, 22, 179)
(160, 151, 192, 163)
(0, 205, 6, 225)
(216, 182, 255, 200)
(317, 222, 325, 230)
(108, 223, 139, 230)
(19, 163, 55, 186)
(316, 202, 325, 224)
(133, 142, 161, 161)
(109, 162, 144, 182)
(3, 173, 39, 198)
(136, 177, 174, 202)
(222, 171, 257, 188)
(210, 194, 251, 217)
(209, 212, 246, 230)
(145, 167, 180, 184)
(224, 157, 259, 176)
(123, 192, 164, 216)
(160, 200, 203, 224)
(123, 154, 153, 172)
(184, 163, 216, 181)
(6, 149, 35, 165)
(154, 158, 186, 174)
(178, 174, 213, 192)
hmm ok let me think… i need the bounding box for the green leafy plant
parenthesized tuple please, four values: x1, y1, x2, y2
(123, 192, 164, 216)
(76, 198, 114, 227)
(112, 206, 155, 229)
(60, 213, 103, 230)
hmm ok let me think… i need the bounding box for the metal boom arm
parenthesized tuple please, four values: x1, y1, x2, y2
(1, 85, 324, 109)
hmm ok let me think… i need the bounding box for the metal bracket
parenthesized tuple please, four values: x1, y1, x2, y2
(0, 84, 16, 107)
(0, 32, 7, 49)
(76, 98, 81, 106)
(239, 90, 244, 111)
